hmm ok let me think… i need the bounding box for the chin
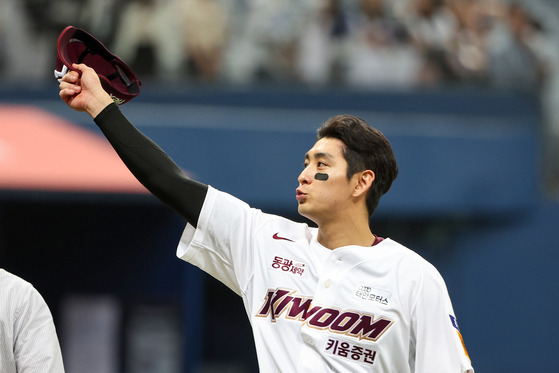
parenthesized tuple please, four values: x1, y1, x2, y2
(298, 206, 318, 225)
(297, 205, 309, 218)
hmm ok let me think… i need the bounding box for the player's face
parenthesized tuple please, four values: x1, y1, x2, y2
(296, 137, 359, 225)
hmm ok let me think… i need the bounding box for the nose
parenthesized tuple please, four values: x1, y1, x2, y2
(298, 168, 312, 185)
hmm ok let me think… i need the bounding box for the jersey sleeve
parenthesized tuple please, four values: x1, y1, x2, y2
(411, 264, 474, 373)
(176, 186, 261, 296)
(13, 282, 65, 373)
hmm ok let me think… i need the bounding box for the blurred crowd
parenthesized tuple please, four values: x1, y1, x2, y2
(1, 0, 559, 190)
(1, 0, 558, 91)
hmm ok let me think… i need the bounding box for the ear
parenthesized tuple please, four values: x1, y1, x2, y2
(353, 170, 375, 198)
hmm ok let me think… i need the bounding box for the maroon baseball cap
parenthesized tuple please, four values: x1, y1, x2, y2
(54, 26, 141, 104)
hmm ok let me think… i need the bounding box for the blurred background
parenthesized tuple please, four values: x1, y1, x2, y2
(1, 0, 559, 372)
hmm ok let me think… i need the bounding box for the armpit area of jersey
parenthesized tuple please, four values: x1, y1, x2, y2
(94, 103, 208, 226)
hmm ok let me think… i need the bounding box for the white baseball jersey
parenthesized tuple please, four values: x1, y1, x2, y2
(0, 269, 65, 373)
(177, 186, 474, 372)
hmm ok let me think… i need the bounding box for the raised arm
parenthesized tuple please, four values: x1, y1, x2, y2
(59, 63, 207, 226)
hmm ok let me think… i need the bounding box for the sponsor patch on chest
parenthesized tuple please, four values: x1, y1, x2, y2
(324, 337, 378, 366)
(270, 255, 306, 276)
(354, 284, 392, 306)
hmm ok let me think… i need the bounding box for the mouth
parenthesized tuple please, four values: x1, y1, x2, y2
(296, 189, 307, 202)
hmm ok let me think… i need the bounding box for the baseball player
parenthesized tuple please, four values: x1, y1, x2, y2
(58, 63, 474, 372)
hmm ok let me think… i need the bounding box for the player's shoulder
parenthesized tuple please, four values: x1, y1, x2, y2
(209, 186, 316, 240)
(0, 269, 32, 289)
(0, 269, 36, 302)
(208, 186, 251, 210)
(379, 239, 445, 281)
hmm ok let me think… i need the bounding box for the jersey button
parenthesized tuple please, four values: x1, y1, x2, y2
(324, 279, 331, 288)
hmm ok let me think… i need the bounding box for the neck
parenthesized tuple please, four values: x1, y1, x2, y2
(316, 216, 376, 250)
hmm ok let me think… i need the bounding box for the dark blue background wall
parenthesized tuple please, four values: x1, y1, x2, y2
(1, 84, 557, 372)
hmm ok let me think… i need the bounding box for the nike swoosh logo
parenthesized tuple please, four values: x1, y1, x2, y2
(273, 232, 294, 242)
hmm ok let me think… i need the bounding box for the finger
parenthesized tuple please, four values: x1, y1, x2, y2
(58, 80, 75, 89)
(59, 88, 73, 100)
(73, 63, 91, 74)
(58, 81, 81, 92)
(59, 86, 80, 98)
(61, 70, 79, 83)
(59, 87, 75, 96)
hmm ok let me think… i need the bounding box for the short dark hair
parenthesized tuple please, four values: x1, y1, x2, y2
(317, 114, 398, 217)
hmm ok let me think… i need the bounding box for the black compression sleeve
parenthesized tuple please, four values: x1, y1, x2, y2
(93, 103, 207, 226)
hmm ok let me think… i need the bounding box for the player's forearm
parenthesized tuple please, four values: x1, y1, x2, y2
(93, 103, 207, 226)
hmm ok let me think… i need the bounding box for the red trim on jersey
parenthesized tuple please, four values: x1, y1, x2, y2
(373, 235, 384, 246)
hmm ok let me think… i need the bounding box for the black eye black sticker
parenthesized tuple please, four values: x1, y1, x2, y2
(314, 173, 329, 181)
